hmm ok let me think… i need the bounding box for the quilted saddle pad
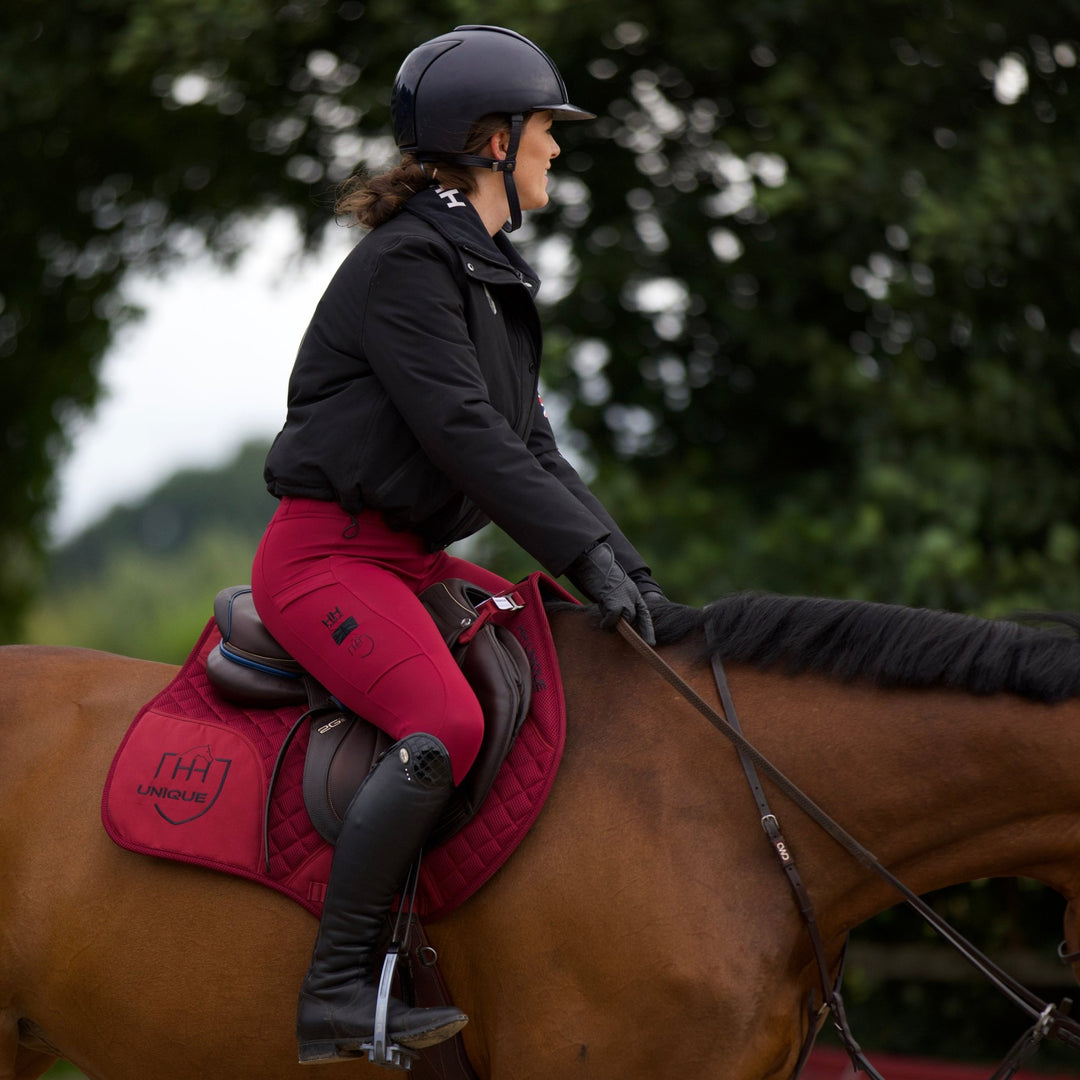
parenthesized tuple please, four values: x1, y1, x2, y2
(101, 572, 570, 921)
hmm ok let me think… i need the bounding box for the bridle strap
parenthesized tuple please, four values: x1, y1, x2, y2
(614, 618, 1080, 1071)
(710, 653, 883, 1078)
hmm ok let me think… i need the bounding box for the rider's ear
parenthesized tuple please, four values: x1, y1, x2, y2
(488, 130, 509, 162)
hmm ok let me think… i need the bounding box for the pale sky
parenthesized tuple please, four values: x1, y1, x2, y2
(51, 213, 354, 542)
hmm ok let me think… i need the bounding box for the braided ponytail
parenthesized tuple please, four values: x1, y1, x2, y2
(335, 156, 428, 229)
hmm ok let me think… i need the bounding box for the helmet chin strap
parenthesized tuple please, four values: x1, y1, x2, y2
(499, 113, 524, 233)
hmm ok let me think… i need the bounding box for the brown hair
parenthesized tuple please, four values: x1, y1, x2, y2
(335, 113, 521, 228)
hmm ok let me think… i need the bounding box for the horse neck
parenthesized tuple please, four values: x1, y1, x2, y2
(730, 668, 1080, 929)
(551, 614, 1080, 937)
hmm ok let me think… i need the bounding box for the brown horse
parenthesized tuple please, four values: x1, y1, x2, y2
(4, 593, 1080, 1080)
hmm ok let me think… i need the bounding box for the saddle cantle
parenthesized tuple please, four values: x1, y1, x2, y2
(205, 581, 533, 849)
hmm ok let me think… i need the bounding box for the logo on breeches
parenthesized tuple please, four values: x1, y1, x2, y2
(135, 744, 232, 825)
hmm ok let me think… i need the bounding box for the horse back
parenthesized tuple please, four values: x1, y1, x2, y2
(0, 645, 174, 789)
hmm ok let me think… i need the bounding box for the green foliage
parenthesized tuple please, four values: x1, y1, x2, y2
(26, 526, 254, 662)
(1, 0, 438, 638)
(524, 1, 1080, 617)
(48, 439, 276, 586)
(43, 1063, 85, 1079)
(24, 440, 273, 660)
(5, 0, 1080, 635)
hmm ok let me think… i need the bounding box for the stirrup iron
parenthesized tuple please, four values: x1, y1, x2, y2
(361, 944, 416, 1070)
(363, 855, 425, 1071)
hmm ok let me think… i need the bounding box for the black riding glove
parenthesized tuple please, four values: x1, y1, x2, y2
(567, 542, 656, 645)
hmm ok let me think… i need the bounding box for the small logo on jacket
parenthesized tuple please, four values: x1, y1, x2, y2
(436, 186, 467, 209)
(136, 744, 231, 825)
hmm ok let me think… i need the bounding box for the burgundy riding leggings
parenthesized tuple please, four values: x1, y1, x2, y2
(251, 497, 512, 785)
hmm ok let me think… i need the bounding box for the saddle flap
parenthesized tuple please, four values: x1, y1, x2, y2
(428, 618, 531, 846)
(303, 716, 394, 844)
(426, 580, 533, 845)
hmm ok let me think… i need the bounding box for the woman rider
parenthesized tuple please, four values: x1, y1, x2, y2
(251, 25, 665, 1063)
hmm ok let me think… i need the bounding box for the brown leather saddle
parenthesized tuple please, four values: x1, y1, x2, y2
(205, 579, 533, 850)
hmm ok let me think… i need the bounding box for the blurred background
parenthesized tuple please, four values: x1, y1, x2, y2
(5, 0, 1080, 1074)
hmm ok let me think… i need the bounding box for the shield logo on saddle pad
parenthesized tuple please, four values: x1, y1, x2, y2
(137, 744, 232, 826)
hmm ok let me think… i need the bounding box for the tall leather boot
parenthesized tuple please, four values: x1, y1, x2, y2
(296, 732, 468, 1064)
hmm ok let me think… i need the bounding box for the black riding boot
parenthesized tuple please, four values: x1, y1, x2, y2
(296, 732, 468, 1064)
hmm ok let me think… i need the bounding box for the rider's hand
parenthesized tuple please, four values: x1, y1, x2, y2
(567, 542, 656, 645)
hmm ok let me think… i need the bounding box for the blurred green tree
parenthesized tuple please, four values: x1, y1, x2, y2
(5, 0, 1080, 637)
(518, 1, 1080, 616)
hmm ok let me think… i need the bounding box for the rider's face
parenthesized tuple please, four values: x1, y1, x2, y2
(511, 111, 560, 212)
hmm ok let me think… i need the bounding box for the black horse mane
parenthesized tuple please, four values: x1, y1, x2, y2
(640, 594, 1080, 704)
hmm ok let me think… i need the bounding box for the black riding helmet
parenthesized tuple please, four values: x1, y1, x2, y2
(392, 25, 594, 231)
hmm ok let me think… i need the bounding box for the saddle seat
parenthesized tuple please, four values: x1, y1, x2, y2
(205, 581, 533, 848)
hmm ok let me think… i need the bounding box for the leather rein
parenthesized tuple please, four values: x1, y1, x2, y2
(615, 619, 1080, 1079)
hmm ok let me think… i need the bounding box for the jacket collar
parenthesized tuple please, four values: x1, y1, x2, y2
(403, 185, 540, 291)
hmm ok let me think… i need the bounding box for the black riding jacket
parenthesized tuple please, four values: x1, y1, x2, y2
(264, 184, 650, 579)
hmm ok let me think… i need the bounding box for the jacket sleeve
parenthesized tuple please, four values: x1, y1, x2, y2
(359, 234, 609, 576)
(525, 399, 658, 587)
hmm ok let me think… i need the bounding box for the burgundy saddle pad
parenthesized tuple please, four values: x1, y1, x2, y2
(101, 572, 571, 920)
